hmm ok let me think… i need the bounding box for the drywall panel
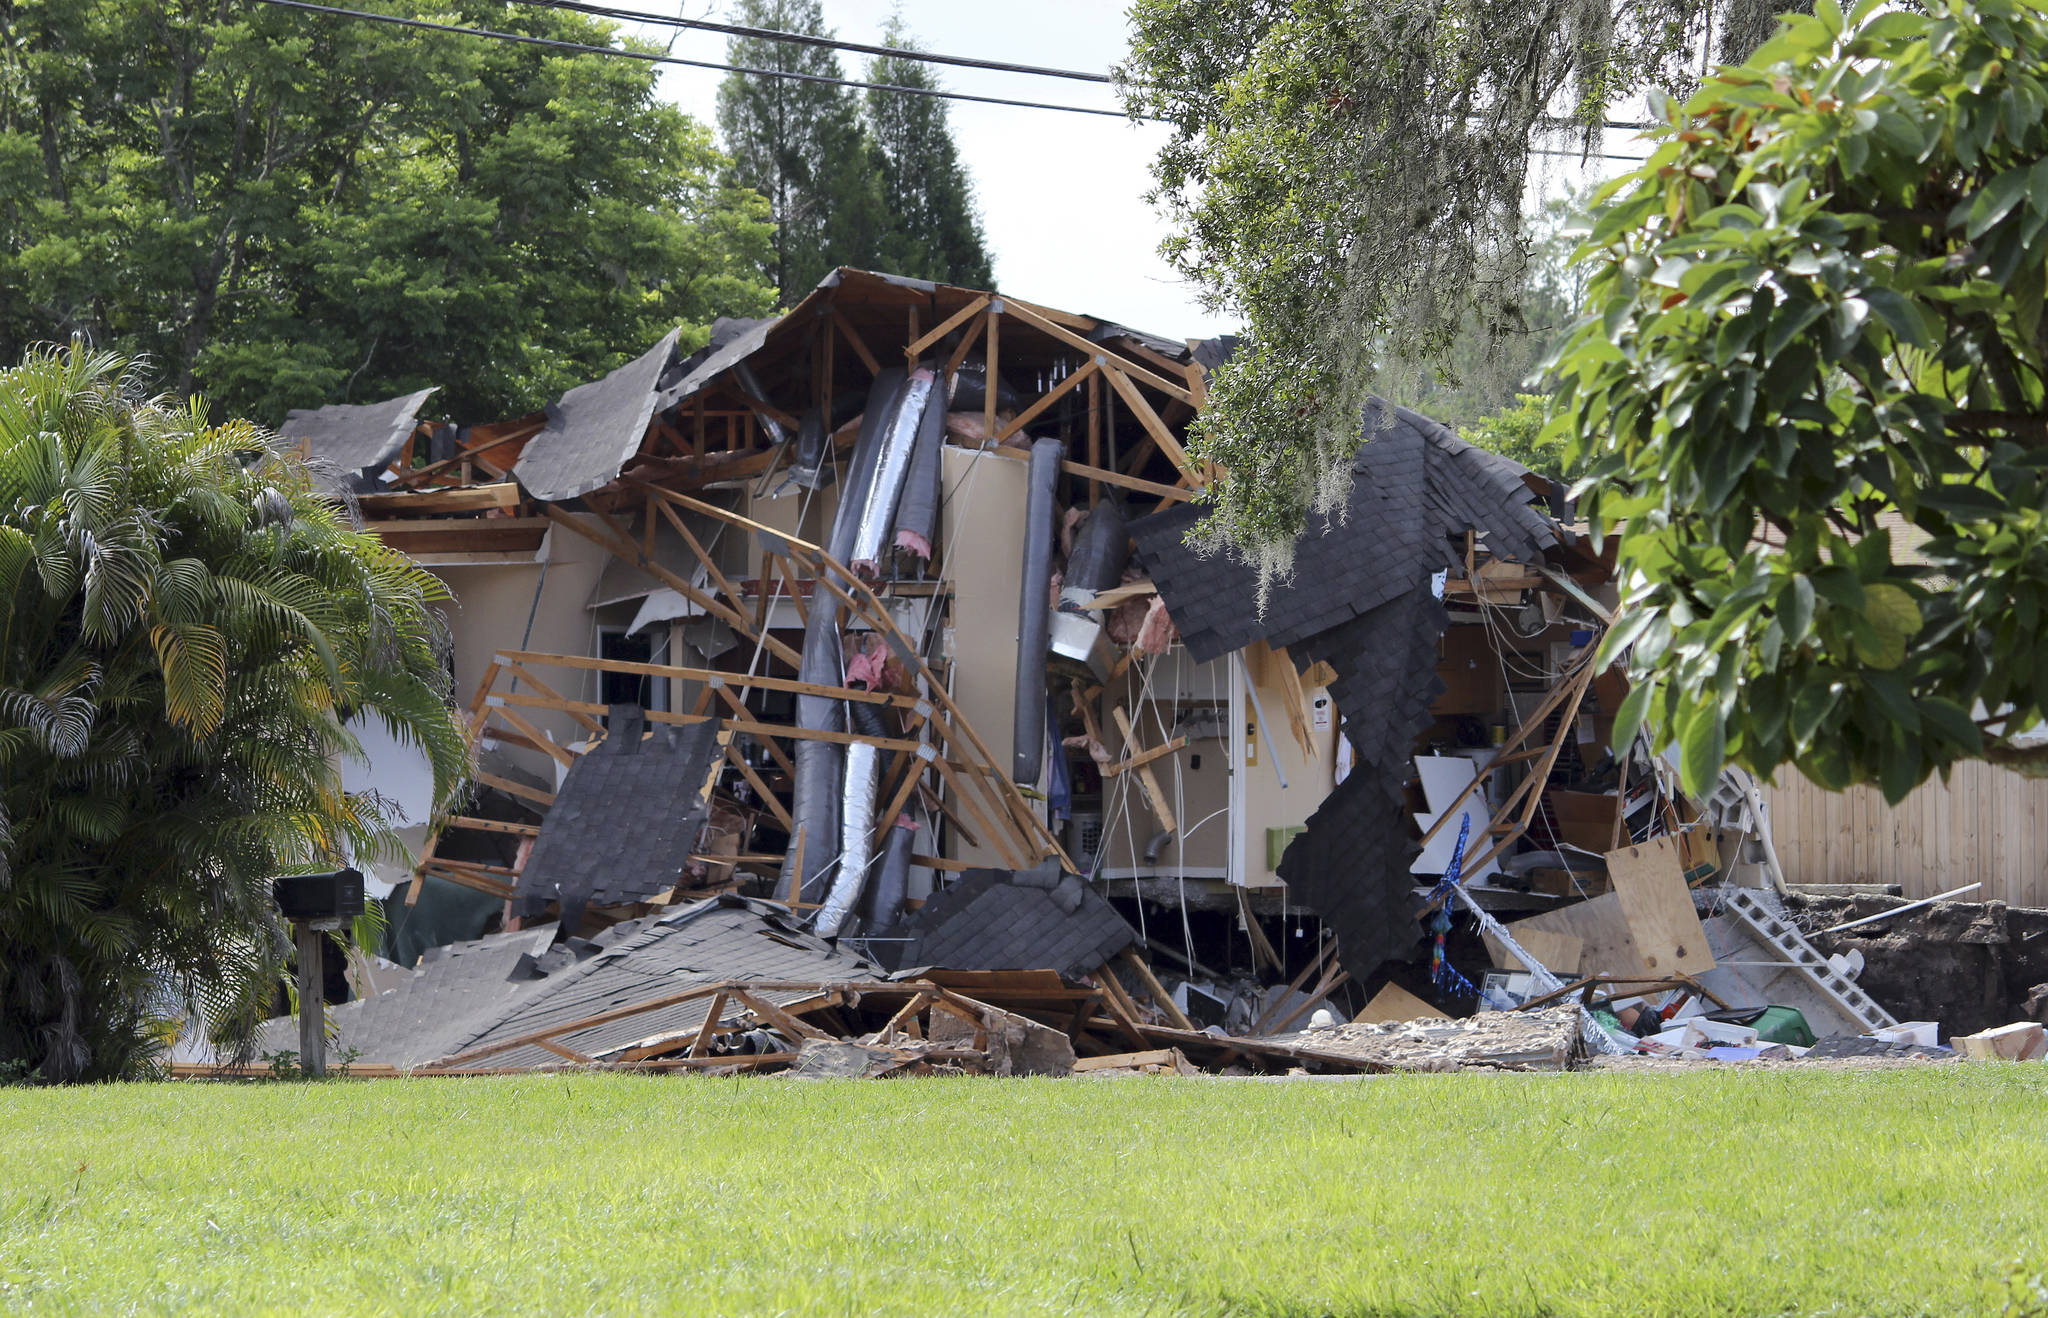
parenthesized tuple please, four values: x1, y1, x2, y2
(939, 445, 1029, 868)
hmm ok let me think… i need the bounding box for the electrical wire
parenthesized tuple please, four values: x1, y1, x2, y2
(252, 0, 1150, 119)
(504, 0, 1116, 84)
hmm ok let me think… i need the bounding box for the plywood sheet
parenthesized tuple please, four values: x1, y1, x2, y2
(1481, 927, 1584, 975)
(1353, 982, 1448, 1024)
(1505, 893, 1653, 979)
(1606, 835, 1716, 977)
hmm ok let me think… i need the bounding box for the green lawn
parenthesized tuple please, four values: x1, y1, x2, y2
(2, 1068, 2044, 1316)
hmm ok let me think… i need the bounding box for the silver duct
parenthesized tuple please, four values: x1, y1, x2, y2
(849, 369, 934, 576)
(1013, 436, 1065, 784)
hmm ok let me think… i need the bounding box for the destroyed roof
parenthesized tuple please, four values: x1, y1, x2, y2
(1278, 584, 1448, 983)
(515, 712, 722, 923)
(653, 268, 1194, 415)
(440, 897, 876, 1070)
(513, 328, 681, 501)
(1128, 398, 1559, 665)
(259, 895, 877, 1071)
(279, 387, 437, 492)
(878, 866, 1136, 980)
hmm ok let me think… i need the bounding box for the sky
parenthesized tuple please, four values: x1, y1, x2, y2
(620, 3, 1655, 342)
(618, 1, 1229, 341)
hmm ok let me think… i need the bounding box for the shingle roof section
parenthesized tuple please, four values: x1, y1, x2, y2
(1128, 397, 1557, 666)
(880, 868, 1136, 979)
(514, 328, 680, 501)
(515, 713, 722, 925)
(279, 387, 437, 493)
(1278, 582, 1447, 983)
(259, 896, 879, 1071)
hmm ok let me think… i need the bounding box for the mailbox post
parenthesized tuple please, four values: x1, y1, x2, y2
(272, 869, 364, 1078)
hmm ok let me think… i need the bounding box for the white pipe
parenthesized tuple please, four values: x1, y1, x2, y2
(1819, 883, 1982, 935)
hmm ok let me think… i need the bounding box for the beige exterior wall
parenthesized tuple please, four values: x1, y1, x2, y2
(1236, 653, 1342, 887)
(1097, 650, 1232, 877)
(1760, 761, 2048, 907)
(428, 513, 612, 781)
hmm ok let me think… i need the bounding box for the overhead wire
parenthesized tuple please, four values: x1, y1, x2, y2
(251, 0, 1149, 119)
(502, 0, 1116, 83)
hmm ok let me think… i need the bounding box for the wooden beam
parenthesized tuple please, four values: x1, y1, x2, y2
(1111, 705, 1177, 833)
(687, 993, 729, 1058)
(833, 311, 881, 376)
(906, 293, 990, 362)
(1120, 946, 1196, 1031)
(977, 444, 1192, 503)
(499, 660, 605, 737)
(1102, 364, 1198, 484)
(1105, 735, 1188, 777)
(490, 705, 577, 769)
(1004, 302, 1195, 406)
(445, 815, 540, 837)
(492, 649, 921, 710)
(725, 739, 795, 832)
(993, 359, 1097, 443)
(357, 482, 520, 516)
(476, 771, 556, 808)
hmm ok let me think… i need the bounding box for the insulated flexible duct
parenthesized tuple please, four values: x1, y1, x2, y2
(864, 816, 918, 928)
(817, 696, 890, 938)
(1065, 498, 1129, 593)
(850, 369, 934, 576)
(782, 368, 908, 905)
(892, 370, 949, 564)
(1013, 436, 1065, 784)
(789, 406, 832, 489)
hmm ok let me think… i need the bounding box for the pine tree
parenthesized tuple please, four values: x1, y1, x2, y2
(717, 0, 894, 301)
(865, 17, 995, 288)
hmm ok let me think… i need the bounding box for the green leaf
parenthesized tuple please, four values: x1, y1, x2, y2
(1854, 583, 1923, 669)
(1790, 681, 1838, 749)
(1611, 676, 1656, 753)
(1963, 166, 2032, 240)
(1917, 696, 1983, 752)
(1779, 573, 1816, 643)
(1677, 698, 1728, 797)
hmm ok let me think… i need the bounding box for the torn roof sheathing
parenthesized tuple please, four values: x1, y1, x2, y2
(279, 387, 437, 491)
(1128, 399, 1558, 666)
(259, 896, 877, 1070)
(514, 713, 723, 919)
(513, 328, 681, 501)
(877, 866, 1137, 980)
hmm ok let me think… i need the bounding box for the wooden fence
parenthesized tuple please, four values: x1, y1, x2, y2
(1759, 759, 2048, 908)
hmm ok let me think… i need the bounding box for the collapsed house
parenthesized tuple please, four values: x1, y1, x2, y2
(239, 268, 2048, 1077)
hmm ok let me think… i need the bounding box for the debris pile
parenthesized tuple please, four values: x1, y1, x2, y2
(215, 266, 2048, 1080)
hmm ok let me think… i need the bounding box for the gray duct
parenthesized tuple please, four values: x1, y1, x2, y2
(818, 697, 890, 938)
(782, 368, 908, 906)
(892, 370, 949, 564)
(1052, 497, 1130, 670)
(850, 370, 933, 577)
(1066, 498, 1129, 593)
(789, 407, 832, 489)
(864, 817, 918, 928)
(733, 362, 788, 448)
(1013, 437, 1065, 784)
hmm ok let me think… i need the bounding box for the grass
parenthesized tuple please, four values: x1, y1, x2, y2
(1, 1067, 2045, 1316)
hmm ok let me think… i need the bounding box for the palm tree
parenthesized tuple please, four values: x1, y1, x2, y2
(0, 344, 470, 1081)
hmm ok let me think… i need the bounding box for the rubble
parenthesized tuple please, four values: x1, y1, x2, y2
(219, 264, 2048, 1083)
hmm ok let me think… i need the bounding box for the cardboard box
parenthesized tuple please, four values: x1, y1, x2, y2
(1545, 788, 1620, 852)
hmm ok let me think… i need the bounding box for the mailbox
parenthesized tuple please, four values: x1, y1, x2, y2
(272, 868, 365, 923)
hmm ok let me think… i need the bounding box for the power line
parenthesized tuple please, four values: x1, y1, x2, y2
(503, 0, 1115, 85)
(252, 0, 1146, 119)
